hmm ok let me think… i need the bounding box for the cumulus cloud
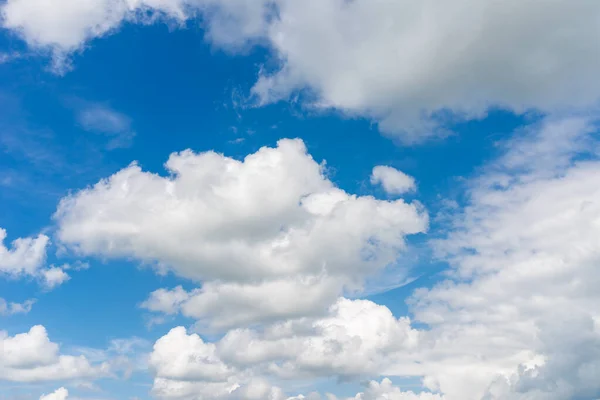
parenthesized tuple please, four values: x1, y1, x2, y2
(140, 116, 600, 400)
(371, 166, 416, 195)
(0, 227, 49, 276)
(40, 387, 68, 400)
(56, 139, 427, 328)
(0, 227, 68, 288)
(4, 1, 600, 138)
(336, 378, 444, 400)
(392, 115, 600, 399)
(0, 297, 35, 315)
(0, 325, 109, 382)
(147, 298, 422, 399)
(40, 266, 71, 289)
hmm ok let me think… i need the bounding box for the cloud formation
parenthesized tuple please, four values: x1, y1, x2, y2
(77, 103, 136, 149)
(56, 139, 427, 329)
(137, 115, 600, 400)
(4, 1, 600, 138)
(0, 325, 109, 382)
(371, 166, 416, 195)
(148, 298, 425, 399)
(0, 297, 35, 316)
(39, 387, 69, 400)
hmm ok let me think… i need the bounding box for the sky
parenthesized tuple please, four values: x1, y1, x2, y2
(0, 1, 600, 400)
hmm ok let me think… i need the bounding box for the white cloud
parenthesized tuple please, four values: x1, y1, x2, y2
(40, 387, 69, 400)
(56, 139, 427, 328)
(0, 325, 109, 382)
(336, 379, 444, 400)
(77, 103, 135, 149)
(147, 298, 421, 399)
(250, 1, 600, 142)
(41, 266, 71, 289)
(0, 0, 188, 71)
(0, 227, 49, 276)
(0, 297, 35, 315)
(4, 1, 600, 139)
(391, 115, 600, 399)
(0, 227, 69, 289)
(140, 286, 189, 315)
(371, 166, 416, 195)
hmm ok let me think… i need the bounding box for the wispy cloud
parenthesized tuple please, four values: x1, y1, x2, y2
(0, 51, 23, 64)
(77, 103, 136, 150)
(0, 298, 36, 316)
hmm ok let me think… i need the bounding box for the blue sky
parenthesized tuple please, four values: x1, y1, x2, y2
(1, 2, 600, 400)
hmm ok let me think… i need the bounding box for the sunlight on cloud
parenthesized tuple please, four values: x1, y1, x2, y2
(55, 138, 427, 329)
(3, 1, 600, 139)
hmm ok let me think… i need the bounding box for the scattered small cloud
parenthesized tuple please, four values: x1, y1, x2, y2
(0, 298, 36, 316)
(40, 266, 70, 290)
(76, 103, 135, 150)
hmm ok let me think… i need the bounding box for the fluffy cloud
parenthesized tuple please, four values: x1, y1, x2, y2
(41, 266, 71, 289)
(392, 115, 600, 399)
(0, 0, 189, 71)
(56, 139, 427, 328)
(148, 298, 421, 399)
(0, 227, 49, 276)
(0, 227, 68, 288)
(0, 325, 109, 382)
(0, 297, 35, 315)
(40, 387, 69, 400)
(4, 1, 600, 138)
(371, 166, 416, 195)
(337, 379, 444, 400)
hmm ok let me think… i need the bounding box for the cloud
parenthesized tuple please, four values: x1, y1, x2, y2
(148, 298, 421, 399)
(371, 166, 416, 195)
(4, 1, 600, 139)
(0, 297, 35, 315)
(40, 266, 71, 289)
(0, 0, 188, 72)
(0, 325, 109, 382)
(0, 227, 70, 289)
(77, 103, 135, 150)
(40, 387, 69, 400)
(56, 139, 427, 328)
(0, 227, 49, 276)
(394, 115, 600, 399)
(335, 378, 444, 400)
(142, 115, 600, 400)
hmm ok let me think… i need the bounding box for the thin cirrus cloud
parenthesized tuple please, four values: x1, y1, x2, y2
(3, 1, 600, 141)
(76, 103, 136, 150)
(0, 297, 35, 316)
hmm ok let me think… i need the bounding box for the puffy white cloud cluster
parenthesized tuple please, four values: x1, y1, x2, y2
(4, 1, 600, 138)
(0, 325, 109, 382)
(39, 387, 69, 400)
(0, 227, 48, 276)
(398, 116, 600, 399)
(370, 166, 416, 195)
(138, 116, 600, 400)
(148, 298, 424, 399)
(56, 139, 427, 329)
(337, 378, 444, 400)
(0, 227, 69, 289)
